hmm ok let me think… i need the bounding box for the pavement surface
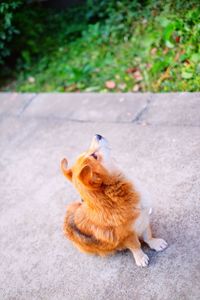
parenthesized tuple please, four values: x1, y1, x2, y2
(0, 92, 200, 300)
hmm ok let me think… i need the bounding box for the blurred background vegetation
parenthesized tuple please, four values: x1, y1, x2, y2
(0, 0, 200, 92)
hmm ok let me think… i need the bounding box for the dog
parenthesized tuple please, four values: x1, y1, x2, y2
(61, 134, 167, 267)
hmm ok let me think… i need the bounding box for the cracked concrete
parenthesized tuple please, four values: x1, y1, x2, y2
(0, 93, 200, 300)
(21, 93, 150, 123)
(17, 94, 38, 117)
(132, 94, 153, 123)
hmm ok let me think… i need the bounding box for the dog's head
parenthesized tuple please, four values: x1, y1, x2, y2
(61, 134, 118, 192)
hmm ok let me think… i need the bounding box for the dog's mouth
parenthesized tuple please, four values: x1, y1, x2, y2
(89, 134, 118, 173)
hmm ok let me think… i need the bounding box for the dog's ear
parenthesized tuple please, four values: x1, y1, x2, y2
(79, 165, 102, 188)
(61, 158, 72, 181)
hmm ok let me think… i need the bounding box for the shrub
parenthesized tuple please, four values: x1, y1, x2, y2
(1, 0, 200, 91)
(0, 0, 22, 64)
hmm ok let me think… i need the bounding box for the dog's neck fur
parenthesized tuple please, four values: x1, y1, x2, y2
(79, 173, 140, 226)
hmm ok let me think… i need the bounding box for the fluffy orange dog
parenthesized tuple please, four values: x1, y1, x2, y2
(61, 134, 167, 267)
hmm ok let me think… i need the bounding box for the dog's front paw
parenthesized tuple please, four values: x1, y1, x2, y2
(148, 238, 168, 252)
(132, 249, 149, 267)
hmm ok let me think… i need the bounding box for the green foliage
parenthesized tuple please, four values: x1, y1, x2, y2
(0, 0, 22, 64)
(1, 0, 200, 92)
(86, 0, 143, 40)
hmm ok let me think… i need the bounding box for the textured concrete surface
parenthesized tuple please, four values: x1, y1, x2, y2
(0, 93, 200, 300)
(140, 93, 200, 126)
(0, 93, 36, 117)
(22, 93, 150, 122)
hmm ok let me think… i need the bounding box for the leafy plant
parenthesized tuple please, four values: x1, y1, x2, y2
(0, 0, 22, 64)
(1, 0, 200, 92)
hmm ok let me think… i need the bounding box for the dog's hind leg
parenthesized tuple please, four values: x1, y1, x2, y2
(142, 225, 168, 252)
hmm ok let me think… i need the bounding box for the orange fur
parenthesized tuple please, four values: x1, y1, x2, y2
(61, 135, 167, 265)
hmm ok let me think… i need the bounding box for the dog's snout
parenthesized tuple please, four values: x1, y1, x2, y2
(90, 134, 109, 152)
(95, 134, 103, 141)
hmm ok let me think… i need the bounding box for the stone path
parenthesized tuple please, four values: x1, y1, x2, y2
(0, 92, 200, 300)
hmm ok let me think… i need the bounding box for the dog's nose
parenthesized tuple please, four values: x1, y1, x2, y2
(95, 134, 103, 141)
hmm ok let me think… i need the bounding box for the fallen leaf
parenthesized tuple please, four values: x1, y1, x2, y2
(184, 59, 190, 66)
(163, 47, 169, 55)
(105, 80, 116, 89)
(174, 52, 180, 61)
(151, 47, 157, 55)
(28, 76, 35, 83)
(133, 84, 140, 92)
(126, 67, 138, 74)
(133, 70, 143, 82)
(118, 83, 126, 90)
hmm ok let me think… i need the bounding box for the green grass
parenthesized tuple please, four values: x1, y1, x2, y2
(1, 0, 200, 92)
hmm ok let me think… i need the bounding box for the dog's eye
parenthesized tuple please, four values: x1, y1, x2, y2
(91, 153, 98, 160)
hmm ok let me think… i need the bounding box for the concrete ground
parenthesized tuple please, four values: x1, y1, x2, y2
(0, 92, 200, 300)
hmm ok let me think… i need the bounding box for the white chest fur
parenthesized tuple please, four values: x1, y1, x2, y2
(132, 207, 150, 236)
(131, 178, 152, 236)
